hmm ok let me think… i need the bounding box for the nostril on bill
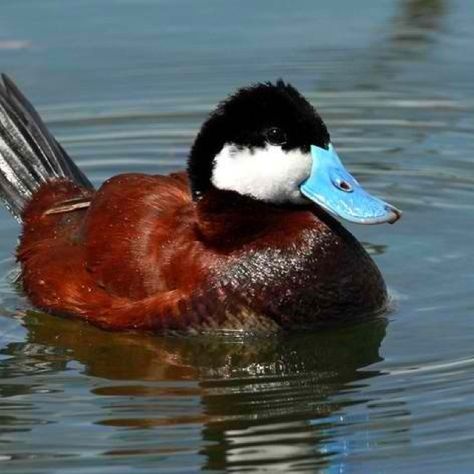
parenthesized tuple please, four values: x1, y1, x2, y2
(335, 179, 352, 192)
(339, 180, 351, 191)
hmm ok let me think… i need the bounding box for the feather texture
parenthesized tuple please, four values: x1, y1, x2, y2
(0, 74, 93, 220)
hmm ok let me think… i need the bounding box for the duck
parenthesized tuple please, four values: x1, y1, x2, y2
(0, 76, 401, 333)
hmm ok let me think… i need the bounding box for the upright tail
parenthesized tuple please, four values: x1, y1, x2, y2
(0, 74, 94, 221)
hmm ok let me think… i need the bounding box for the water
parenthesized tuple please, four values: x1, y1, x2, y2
(1, 0, 473, 472)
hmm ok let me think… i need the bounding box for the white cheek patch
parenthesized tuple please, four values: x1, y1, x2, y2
(211, 144, 312, 204)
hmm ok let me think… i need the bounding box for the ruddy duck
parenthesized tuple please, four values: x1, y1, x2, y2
(0, 76, 400, 333)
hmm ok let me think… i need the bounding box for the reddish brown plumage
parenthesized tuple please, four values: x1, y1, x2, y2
(0, 76, 389, 333)
(17, 172, 388, 333)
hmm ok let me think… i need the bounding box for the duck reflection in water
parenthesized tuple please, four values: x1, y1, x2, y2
(13, 311, 397, 471)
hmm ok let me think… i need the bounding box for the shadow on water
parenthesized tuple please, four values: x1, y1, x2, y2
(0, 311, 388, 470)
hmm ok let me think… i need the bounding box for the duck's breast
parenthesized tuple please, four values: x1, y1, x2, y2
(205, 211, 388, 329)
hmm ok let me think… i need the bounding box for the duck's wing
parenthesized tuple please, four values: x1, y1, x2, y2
(20, 233, 203, 332)
(82, 172, 195, 299)
(17, 171, 217, 331)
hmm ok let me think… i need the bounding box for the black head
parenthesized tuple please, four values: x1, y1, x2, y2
(187, 80, 330, 201)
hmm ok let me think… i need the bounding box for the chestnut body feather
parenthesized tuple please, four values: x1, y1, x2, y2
(0, 77, 394, 333)
(18, 173, 386, 332)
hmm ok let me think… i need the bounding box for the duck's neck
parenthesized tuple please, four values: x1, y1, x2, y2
(195, 189, 293, 248)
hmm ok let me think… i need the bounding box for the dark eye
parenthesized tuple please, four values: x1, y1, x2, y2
(264, 127, 287, 146)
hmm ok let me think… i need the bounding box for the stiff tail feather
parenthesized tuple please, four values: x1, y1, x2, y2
(0, 74, 93, 221)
